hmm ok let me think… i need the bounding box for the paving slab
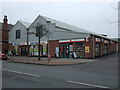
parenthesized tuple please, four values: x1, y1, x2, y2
(5, 56, 96, 66)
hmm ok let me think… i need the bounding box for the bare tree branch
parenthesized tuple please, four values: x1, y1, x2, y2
(110, 3, 118, 11)
(105, 18, 119, 23)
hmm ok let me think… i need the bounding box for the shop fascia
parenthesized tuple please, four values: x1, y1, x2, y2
(59, 38, 86, 43)
(13, 41, 48, 46)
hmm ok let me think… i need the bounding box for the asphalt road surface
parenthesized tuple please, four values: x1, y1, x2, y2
(2, 53, 119, 89)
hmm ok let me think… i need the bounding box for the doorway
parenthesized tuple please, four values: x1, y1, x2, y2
(20, 46, 27, 56)
(96, 43, 101, 56)
(60, 43, 72, 58)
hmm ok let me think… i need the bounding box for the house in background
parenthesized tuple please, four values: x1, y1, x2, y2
(0, 15, 13, 54)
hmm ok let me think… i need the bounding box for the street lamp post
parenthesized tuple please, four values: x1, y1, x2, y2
(26, 28, 29, 62)
(92, 35, 95, 59)
(38, 36, 41, 60)
(27, 28, 29, 56)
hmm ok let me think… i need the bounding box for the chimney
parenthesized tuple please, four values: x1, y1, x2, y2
(3, 15, 8, 30)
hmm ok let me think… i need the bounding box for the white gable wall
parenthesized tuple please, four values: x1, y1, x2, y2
(28, 15, 55, 42)
(9, 21, 27, 44)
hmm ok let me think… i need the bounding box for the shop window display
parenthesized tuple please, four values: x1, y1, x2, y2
(76, 42, 85, 58)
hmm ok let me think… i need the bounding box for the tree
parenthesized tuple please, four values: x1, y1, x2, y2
(36, 25, 48, 60)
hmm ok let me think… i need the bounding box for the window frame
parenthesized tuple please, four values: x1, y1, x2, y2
(16, 30, 21, 39)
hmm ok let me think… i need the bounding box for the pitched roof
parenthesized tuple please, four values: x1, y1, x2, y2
(42, 15, 96, 34)
(42, 16, 119, 41)
(19, 20, 31, 28)
(8, 24, 14, 30)
(110, 38, 120, 42)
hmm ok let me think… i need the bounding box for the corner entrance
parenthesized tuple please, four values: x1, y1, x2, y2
(60, 43, 73, 58)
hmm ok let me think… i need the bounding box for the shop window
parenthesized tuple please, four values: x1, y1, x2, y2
(104, 44, 108, 54)
(16, 30, 21, 39)
(76, 43, 85, 58)
(96, 43, 101, 56)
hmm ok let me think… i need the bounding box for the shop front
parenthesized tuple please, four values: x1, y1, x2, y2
(60, 43, 73, 58)
(59, 39, 85, 58)
(104, 40, 109, 55)
(13, 41, 48, 57)
(13, 45, 19, 56)
(20, 45, 27, 56)
(29, 41, 48, 57)
(104, 44, 108, 54)
(76, 42, 85, 58)
(29, 45, 39, 56)
(95, 37, 101, 57)
(95, 43, 101, 56)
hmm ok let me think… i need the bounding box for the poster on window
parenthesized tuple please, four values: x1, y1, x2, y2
(14, 46, 18, 55)
(55, 47, 59, 57)
(56, 47, 59, 53)
(29, 45, 34, 56)
(43, 44, 47, 55)
(85, 46, 90, 53)
(69, 45, 73, 51)
(34, 45, 38, 55)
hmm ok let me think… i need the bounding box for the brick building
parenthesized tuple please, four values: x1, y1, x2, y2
(0, 15, 13, 54)
(9, 15, 118, 58)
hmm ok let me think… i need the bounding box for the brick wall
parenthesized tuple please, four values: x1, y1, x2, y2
(84, 36, 94, 58)
(2, 30, 9, 41)
(1, 15, 9, 53)
(48, 40, 59, 57)
(2, 42, 9, 53)
(118, 39, 120, 52)
(8, 43, 14, 51)
(100, 42, 104, 56)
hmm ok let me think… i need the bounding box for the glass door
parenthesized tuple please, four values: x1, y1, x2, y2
(96, 43, 101, 56)
(21, 46, 27, 56)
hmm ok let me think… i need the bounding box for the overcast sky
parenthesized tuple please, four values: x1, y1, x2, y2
(1, 1, 118, 38)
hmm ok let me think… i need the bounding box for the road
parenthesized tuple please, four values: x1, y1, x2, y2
(2, 53, 118, 89)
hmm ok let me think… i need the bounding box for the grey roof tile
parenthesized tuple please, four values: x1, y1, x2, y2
(42, 15, 96, 34)
(19, 20, 31, 28)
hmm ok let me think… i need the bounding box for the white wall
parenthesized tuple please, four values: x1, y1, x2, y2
(28, 15, 55, 42)
(9, 21, 27, 44)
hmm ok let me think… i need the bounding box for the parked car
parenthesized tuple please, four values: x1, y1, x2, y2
(0, 53, 8, 60)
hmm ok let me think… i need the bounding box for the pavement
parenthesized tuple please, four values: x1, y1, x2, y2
(6, 56, 96, 66)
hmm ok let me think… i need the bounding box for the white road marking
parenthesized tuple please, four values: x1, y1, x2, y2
(2, 69, 40, 77)
(67, 80, 110, 88)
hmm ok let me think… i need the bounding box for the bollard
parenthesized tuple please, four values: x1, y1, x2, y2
(48, 55, 51, 63)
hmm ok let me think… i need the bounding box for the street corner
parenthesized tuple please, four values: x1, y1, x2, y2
(5, 56, 97, 66)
